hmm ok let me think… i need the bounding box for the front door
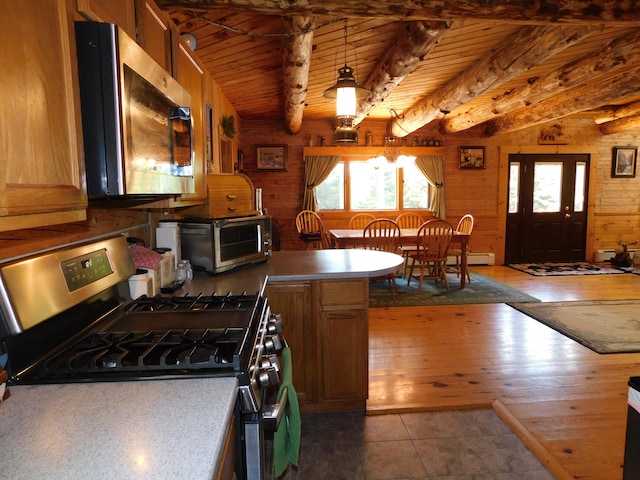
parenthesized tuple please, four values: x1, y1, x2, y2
(505, 154, 589, 263)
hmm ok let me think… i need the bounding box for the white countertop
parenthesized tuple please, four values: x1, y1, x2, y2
(182, 249, 404, 294)
(0, 377, 238, 480)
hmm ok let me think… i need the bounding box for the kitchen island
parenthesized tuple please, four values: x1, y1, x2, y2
(185, 249, 403, 413)
(0, 377, 238, 480)
(181, 249, 404, 294)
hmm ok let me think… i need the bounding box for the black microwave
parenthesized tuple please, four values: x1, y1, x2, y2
(179, 216, 272, 274)
(75, 22, 195, 198)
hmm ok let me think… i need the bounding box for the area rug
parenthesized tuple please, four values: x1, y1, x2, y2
(369, 271, 539, 308)
(508, 300, 640, 354)
(508, 262, 626, 276)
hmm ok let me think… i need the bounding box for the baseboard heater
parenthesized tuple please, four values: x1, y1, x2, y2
(595, 249, 638, 262)
(446, 252, 495, 266)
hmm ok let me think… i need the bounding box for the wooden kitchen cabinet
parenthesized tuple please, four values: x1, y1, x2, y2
(77, 0, 136, 38)
(215, 414, 237, 480)
(134, 0, 172, 72)
(266, 278, 369, 413)
(263, 282, 315, 405)
(319, 279, 368, 409)
(171, 28, 208, 204)
(0, 1, 87, 232)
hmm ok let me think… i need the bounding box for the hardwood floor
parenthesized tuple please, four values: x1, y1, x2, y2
(367, 266, 640, 480)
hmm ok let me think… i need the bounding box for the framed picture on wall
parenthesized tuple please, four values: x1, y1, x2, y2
(459, 146, 485, 169)
(612, 146, 637, 178)
(256, 145, 287, 171)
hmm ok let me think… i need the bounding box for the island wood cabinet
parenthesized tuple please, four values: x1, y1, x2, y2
(0, 1, 88, 232)
(266, 278, 369, 413)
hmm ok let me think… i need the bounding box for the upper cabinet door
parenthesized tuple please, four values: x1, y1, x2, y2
(171, 28, 208, 203)
(135, 0, 172, 72)
(77, 0, 136, 39)
(0, 0, 87, 231)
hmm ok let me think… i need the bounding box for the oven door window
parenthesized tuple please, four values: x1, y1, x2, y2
(219, 224, 261, 261)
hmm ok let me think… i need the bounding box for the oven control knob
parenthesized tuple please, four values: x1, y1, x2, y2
(266, 313, 284, 334)
(261, 354, 280, 373)
(263, 334, 283, 353)
(257, 366, 280, 388)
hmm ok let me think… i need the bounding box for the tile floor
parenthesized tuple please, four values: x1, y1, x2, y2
(267, 408, 555, 480)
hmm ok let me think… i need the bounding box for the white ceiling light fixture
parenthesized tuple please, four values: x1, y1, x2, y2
(323, 19, 369, 144)
(368, 136, 416, 169)
(181, 33, 197, 51)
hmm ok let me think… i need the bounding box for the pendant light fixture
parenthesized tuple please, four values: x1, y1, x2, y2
(368, 136, 416, 169)
(323, 19, 369, 144)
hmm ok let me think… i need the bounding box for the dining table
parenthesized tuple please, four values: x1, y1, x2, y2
(328, 228, 472, 288)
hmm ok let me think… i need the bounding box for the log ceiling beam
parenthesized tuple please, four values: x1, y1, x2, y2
(593, 100, 640, 124)
(483, 67, 640, 136)
(281, 15, 316, 135)
(441, 28, 640, 133)
(599, 114, 640, 135)
(352, 20, 449, 126)
(156, 0, 640, 24)
(389, 25, 591, 138)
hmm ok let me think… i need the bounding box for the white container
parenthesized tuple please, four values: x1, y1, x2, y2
(128, 270, 153, 299)
(156, 221, 181, 268)
(255, 188, 263, 214)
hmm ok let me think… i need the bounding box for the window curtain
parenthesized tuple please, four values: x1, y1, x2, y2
(415, 155, 446, 219)
(302, 155, 341, 211)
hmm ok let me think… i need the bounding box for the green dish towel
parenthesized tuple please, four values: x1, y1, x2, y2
(273, 347, 301, 477)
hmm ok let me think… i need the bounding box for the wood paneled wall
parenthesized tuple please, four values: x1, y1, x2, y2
(240, 116, 640, 263)
(2, 117, 639, 265)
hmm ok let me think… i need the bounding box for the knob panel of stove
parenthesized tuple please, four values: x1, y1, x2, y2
(257, 366, 280, 388)
(266, 313, 284, 334)
(261, 354, 280, 373)
(263, 334, 283, 354)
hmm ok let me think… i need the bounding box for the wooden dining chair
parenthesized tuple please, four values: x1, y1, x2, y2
(407, 219, 454, 292)
(349, 213, 376, 230)
(395, 213, 424, 276)
(449, 214, 475, 282)
(395, 212, 424, 229)
(295, 210, 329, 250)
(363, 218, 401, 293)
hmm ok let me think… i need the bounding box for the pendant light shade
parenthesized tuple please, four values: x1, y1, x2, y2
(323, 20, 370, 144)
(323, 66, 369, 119)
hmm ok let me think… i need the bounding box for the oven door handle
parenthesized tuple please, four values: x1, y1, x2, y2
(262, 386, 288, 431)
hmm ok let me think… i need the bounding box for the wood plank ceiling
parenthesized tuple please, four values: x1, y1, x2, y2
(157, 0, 640, 137)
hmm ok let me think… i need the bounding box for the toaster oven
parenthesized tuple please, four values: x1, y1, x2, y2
(179, 216, 272, 274)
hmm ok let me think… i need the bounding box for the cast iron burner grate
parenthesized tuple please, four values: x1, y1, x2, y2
(126, 293, 256, 312)
(42, 327, 244, 376)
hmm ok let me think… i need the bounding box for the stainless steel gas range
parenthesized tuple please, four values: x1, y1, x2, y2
(0, 236, 286, 480)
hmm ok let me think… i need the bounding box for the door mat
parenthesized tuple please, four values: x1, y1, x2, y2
(369, 271, 539, 308)
(507, 262, 627, 276)
(508, 300, 640, 354)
